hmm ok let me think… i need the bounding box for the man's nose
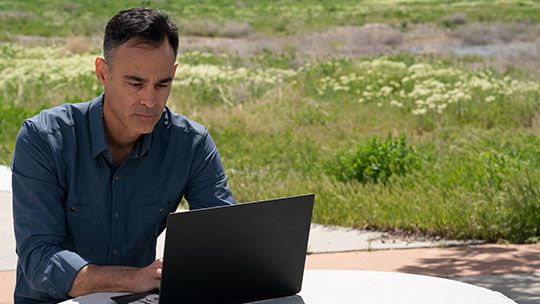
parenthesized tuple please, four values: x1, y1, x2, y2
(139, 87, 158, 108)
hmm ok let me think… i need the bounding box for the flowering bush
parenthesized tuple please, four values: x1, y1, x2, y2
(314, 58, 540, 123)
(0, 44, 297, 106)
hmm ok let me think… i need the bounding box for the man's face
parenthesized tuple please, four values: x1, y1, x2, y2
(96, 38, 177, 141)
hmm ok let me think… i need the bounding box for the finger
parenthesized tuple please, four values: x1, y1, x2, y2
(153, 278, 161, 289)
(153, 268, 161, 280)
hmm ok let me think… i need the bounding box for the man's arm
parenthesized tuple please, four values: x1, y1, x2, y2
(12, 121, 87, 299)
(12, 121, 159, 300)
(68, 260, 162, 297)
(184, 131, 235, 209)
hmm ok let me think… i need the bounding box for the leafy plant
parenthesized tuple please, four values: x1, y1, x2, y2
(330, 133, 421, 184)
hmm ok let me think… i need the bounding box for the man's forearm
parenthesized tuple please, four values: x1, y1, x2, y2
(67, 264, 138, 297)
(68, 259, 162, 298)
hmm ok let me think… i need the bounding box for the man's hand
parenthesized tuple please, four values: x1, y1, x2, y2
(130, 259, 162, 293)
(68, 259, 163, 297)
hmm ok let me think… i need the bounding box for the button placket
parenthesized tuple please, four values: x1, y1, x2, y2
(110, 170, 122, 260)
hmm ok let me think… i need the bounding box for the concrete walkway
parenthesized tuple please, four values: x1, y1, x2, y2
(305, 244, 540, 304)
(1, 165, 539, 303)
(0, 193, 15, 272)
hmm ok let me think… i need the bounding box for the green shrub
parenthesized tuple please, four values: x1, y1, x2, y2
(330, 133, 420, 184)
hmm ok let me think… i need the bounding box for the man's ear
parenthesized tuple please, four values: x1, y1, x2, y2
(95, 57, 108, 85)
(172, 62, 178, 78)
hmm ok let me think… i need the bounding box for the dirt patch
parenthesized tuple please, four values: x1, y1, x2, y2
(402, 23, 540, 78)
(0, 10, 32, 19)
(12, 35, 66, 46)
(179, 19, 252, 38)
(452, 22, 540, 45)
(11, 34, 102, 53)
(529, 114, 540, 137)
(180, 21, 540, 59)
(291, 24, 403, 60)
(403, 23, 456, 45)
(181, 23, 404, 62)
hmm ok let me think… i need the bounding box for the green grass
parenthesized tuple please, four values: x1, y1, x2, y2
(0, 0, 539, 40)
(189, 54, 540, 243)
(1, 36, 540, 243)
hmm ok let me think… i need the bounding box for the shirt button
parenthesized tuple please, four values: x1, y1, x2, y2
(114, 175, 120, 181)
(112, 249, 118, 255)
(159, 208, 164, 213)
(114, 212, 119, 219)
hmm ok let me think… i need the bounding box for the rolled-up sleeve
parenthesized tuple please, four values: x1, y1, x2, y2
(185, 131, 235, 209)
(11, 121, 88, 299)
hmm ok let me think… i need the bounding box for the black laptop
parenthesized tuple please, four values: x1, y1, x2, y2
(112, 194, 314, 304)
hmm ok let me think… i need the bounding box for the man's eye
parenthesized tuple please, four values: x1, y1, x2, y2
(129, 82, 142, 87)
(157, 83, 169, 88)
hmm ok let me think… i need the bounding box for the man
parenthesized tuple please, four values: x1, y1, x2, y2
(11, 8, 235, 303)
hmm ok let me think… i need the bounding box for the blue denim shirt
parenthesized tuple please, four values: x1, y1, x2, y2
(11, 94, 235, 303)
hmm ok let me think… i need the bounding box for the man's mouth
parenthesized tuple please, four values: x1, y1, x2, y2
(134, 113, 158, 122)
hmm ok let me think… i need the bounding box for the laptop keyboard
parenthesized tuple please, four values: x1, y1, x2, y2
(133, 294, 159, 304)
(110, 292, 159, 304)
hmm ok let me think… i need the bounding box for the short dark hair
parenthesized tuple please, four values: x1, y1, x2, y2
(103, 8, 179, 61)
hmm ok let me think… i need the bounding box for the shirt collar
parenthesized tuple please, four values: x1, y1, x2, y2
(89, 93, 168, 159)
(133, 126, 154, 158)
(89, 94, 108, 159)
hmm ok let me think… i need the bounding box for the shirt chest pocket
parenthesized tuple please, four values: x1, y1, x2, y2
(65, 201, 99, 257)
(136, 200, 178, 249)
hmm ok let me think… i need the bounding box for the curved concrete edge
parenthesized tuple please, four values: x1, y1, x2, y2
(306, 223, 485, 254)
(0, 192, 15, 272)
(454, 271, 540, 304)
(0, 166, 11, 193)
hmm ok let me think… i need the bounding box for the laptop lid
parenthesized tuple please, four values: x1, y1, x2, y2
(159, 194, 315, 304)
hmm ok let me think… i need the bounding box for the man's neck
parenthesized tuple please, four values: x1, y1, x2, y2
(102, 100, 139, 166)
(105, 130, 139, 166)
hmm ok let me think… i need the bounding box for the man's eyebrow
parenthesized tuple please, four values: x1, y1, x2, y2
(124, 75, 145, 82)
(123, 75, 173, 84)
(158, 77, 174, 84)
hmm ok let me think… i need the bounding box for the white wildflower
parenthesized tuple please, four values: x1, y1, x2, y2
(412, 108, 427, 115)
(485, 96, 496, 103)
(390, 100, 403, 108)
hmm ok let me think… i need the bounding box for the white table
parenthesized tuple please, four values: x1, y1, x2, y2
(62, 270, 516, 304)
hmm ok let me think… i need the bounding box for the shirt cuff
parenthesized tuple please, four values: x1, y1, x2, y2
(42, 250, 89, 299)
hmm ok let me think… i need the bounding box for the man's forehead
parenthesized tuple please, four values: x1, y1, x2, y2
(123, 37, 162, 50)
(108, 39, 176, 70)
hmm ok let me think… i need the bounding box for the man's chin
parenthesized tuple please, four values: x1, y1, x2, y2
(139, 126, 156, 135)
(131, 123, 157, 136)
(132, 118, 159, 134)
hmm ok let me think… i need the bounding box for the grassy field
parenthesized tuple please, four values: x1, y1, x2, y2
(1, 1, 539, 243)
(1, 0, 540, 39)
